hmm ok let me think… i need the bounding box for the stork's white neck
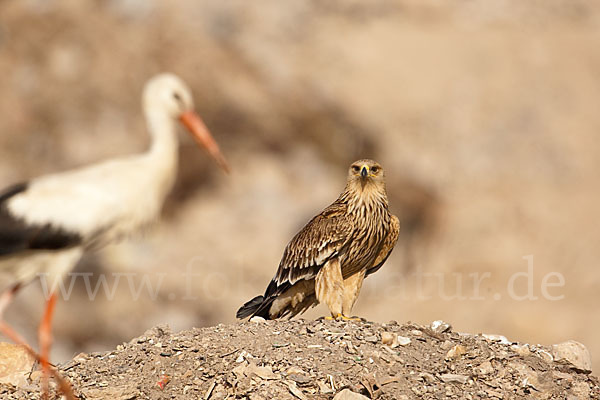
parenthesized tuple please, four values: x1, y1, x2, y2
(143, 107, 179, 199)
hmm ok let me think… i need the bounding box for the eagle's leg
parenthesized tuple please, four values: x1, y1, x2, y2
(315, 258, 343, 318)
(341, 269, 366, 321)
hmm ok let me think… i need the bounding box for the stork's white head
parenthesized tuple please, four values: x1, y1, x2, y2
(143, 73, 230, 173)
(143, 73, 195, 117)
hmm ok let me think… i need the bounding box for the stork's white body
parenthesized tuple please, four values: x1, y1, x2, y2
(0, 151, 175, 286)
(0, 73, 226, 292)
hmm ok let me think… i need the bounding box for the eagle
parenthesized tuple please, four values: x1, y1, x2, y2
(237, 159, 399, 320)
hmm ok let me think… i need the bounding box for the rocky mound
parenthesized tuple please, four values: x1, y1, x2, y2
(0, 319, 598, 399)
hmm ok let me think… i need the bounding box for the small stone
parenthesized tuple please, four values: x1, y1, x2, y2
(381, 332, 395, 346)
(235, 350, 248, 363)
(475, 361, 494, 376)
(397, 336, 411, 346)
(482, 334, 511, 345)
(286, 366, 305, 376)
(333, 388, 370, 399)
(318, 380, 334, 394)
(440, 373, 469, 384)
(364, 335, 378, 343)
(288, 381, 308, 400)
(247, 364, 278, 380)
(250, 316, 266, 323)
(570, 381, 591, 398)
(440, 340, 454, 350)
(552, 340, 592, 372)
(419, 372, 436, 383)
(445, 345, 466, 360)
(536, 349, 553, 363)
(431, 320, 452, 334)
(511, 344, 531, 357)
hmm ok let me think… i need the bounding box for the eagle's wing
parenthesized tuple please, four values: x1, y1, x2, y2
(274, 201, 353, 286)
(237, 201, 354, 320)
(366, 214, 399, 276)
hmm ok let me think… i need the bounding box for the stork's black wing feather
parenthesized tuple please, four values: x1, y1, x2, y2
(0, 182, 82, 256)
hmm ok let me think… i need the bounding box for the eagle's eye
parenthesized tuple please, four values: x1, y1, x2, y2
(352, 165, 361, 173)
(371, 166, 379, 173)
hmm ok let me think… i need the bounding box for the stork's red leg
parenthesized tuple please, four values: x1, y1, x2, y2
(0, 286, 76, 400)
(0, 283, 29, 346)
(38, 292, 57, 400)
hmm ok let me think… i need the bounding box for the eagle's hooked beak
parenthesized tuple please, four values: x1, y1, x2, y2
(360, 165, 369, 178)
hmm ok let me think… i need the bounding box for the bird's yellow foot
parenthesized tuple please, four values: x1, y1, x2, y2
(324, 314, 361, 321)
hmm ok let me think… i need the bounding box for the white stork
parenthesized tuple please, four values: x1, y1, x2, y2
(0, 73, 229, 398)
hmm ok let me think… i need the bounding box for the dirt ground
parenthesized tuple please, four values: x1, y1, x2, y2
(1, 320, 598, 399)
(1, 0, 600, 376)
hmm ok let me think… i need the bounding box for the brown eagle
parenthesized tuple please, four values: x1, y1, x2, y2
(237, 159, 399, 320)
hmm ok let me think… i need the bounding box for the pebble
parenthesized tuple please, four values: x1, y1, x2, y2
(482, 334, 511, 345)
(511, 344, 531, 357)
(552, 340, 592, 372)
(440, 373, 469, 384)
(431, 320, 452, 334)
(475, 361, 494, 376)
(381, 332, 411, 348)
(364, 335, 378, 343)
(381, 332, 395, 346)
(445, 344, 466, 360)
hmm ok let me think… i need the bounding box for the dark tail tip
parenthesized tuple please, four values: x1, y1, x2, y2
(236, 295, 265, 319)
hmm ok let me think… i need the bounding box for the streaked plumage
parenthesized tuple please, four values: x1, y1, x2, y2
(237, 159, 399, 320)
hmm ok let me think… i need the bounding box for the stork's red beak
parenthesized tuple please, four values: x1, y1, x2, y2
(179, 111, 230, 173)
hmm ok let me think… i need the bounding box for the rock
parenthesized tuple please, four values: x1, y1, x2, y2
(286, 366, 305, 376)
(536, 349, 554, 363)
(397, 336, 411, 346)
(247, 364, 279, 380)
(511, 344, 531, 357)
(333, 388, 370, 399)
(552, 340, 592, 372)
(364, 335, 378, 343)
(318, 380, 334, 394)
(250, 316, 266, 323)
(381, 332, 395, 346)
(570, 381, 591, 398)
(475, 361, 494, 376)
(445, 344, 466, 360)
(287, 381, 308, 400)
(0, 343, 35, 388)
(381, 332, 411, 348)
(440, 373, 469, 384)
(482, 334, 511, 345)
(431, 320, 452, 334)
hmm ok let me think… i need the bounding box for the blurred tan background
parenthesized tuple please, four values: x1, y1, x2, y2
(1, 0, 599, 371)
